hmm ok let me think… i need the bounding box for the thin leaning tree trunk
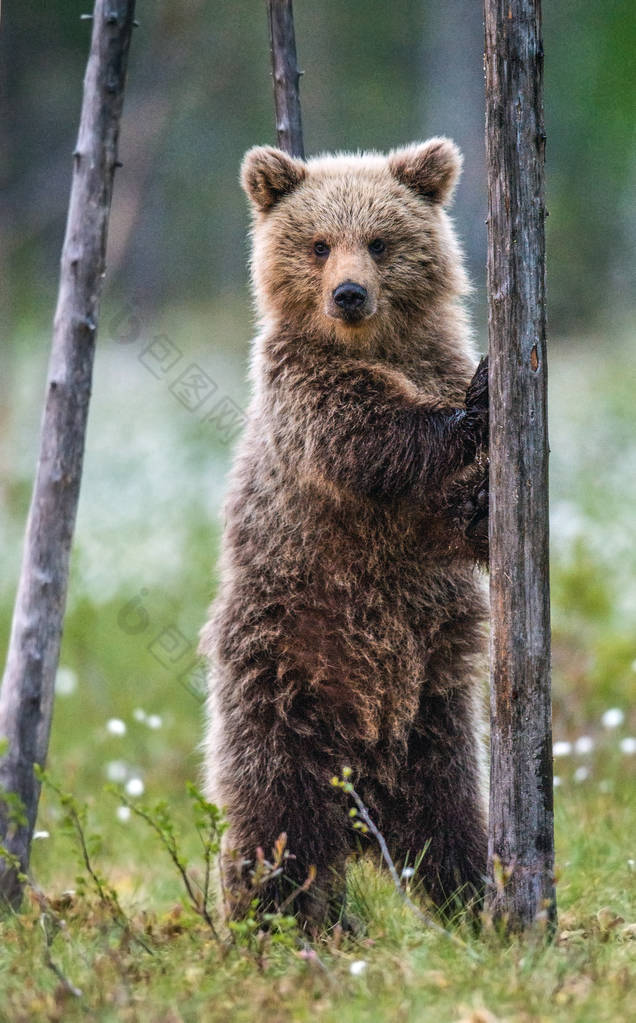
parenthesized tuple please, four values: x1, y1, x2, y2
(484, 0, 556, 931)
(0, 0, 136, 909)
(266, 0, 305, 158)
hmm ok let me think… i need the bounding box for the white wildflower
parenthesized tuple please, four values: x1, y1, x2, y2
(106, 718, 126, 736)
(401, 866, 415, 880)
(349, 960, 367, 976)
(553, 776, 562, 788)
(133, 708, 147, 723)
(574, 735, 594, 755)
(146, 714, 163, 730)
(573, 766, 589, 783)
(116, 806, 131, 822)
(33, 830, 50, 840)
(601, 708, 624, 729)
(105, 760, 128, 782)
(55, 667, 78, 696)
(125, 777, 144, 797)
(553, 741, 572, 757)
(619, 737, 636, 755)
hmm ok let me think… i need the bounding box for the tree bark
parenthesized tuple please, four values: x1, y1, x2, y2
(483, 0, 556, 931)
(266, 0, 305, 158)
(0, 0, 136, 909)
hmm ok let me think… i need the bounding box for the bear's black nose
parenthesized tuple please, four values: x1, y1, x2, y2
(333, 281, 367, 311)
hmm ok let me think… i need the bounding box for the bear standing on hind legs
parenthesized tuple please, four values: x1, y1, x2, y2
(199, 138, 490, 930)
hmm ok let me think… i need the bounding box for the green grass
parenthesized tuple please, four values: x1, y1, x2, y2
(0, 774, 634, 1022)
(1, 325, 635, 1020)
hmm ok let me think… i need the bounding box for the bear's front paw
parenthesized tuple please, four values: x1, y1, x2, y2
(464, 356, 489, 453)
(465, 355, 488, 412)
(460, 470, 489, 563)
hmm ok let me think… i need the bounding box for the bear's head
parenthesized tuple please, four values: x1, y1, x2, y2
(241, 139, 468, 343)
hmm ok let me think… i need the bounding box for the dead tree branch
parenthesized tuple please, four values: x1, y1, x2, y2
(266, 0, 305, 158)
(0, 0, 137, 909)
(483, 0, 556, 932)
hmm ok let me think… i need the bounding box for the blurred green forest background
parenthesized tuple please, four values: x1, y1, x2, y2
(0, 0, 635, 865)
(2, 1, 635, 332)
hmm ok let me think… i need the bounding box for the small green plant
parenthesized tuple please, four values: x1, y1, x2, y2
(0, 783, 28, 886)
(37, 767, 153, 953)
(107, 781, 227, 941)
(227, 833, 309, 951)
(38, 767, 119, 909)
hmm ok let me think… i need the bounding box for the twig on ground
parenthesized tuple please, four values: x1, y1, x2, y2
(27, 880, 83, 997)
(39, 910, 83, 999)
(276, 863, 316, 915)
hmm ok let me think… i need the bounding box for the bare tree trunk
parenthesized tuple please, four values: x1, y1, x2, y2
(0, 0, 137, 909)
(483, 0, 556, 931)
(266, 0, 304, 158)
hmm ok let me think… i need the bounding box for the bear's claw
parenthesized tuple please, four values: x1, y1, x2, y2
(461, 472, 489, 560)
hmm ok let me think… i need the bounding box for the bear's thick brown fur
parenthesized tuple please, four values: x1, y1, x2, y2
(200, 139, 490, 929)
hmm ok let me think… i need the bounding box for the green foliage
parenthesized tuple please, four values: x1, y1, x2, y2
(2, 1, 634, 332)
(0, 841, 26, 887)
(553, 539, 613, 625)
(36, 768, 140, 946)
(0, 785, 28, 889)
(105, 782, 227, 940)
(0, 785, 28, 831)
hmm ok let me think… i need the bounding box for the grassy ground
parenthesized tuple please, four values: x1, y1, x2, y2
(1, 749, 634, 1022)
(0, 321, 634, 1021)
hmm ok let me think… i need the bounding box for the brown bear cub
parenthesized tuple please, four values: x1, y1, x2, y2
(200, 138, 489, 930)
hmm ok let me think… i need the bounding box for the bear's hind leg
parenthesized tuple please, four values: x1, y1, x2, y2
(219, 760, 353, 933)
(381, 686, 487, 916)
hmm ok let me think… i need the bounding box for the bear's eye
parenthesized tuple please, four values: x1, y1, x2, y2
(313, 240, 330, 258)
(368, 238, 386, 257)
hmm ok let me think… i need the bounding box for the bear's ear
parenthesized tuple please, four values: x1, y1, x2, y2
(241, 146, 306, 212)
(388, 138, 462, 206)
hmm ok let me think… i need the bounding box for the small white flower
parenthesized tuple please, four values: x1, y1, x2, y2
(553, 776, 562, 788)
(628, 859, 635, 873)
(55, 667, 78, 696)
(620, 737, 636, 755)
(33, 830, 50, 840)
(125, 777, 144, 797)
(553, 741, 572, 757)
(602, 708, 625, 729)
(146, 714, 163, 730)
(574, 735, 594, 755)
(349, 960, 367, 976)
(573, 766, 589, 783)
(106, 718, 127, 736)
(116, 806, 131, 822)
(401, 866, 415, 880)
(105, 760, 128, 782)
(133, 708, 147, 723)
